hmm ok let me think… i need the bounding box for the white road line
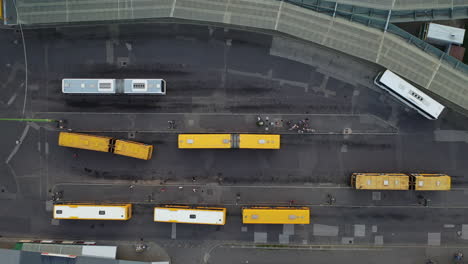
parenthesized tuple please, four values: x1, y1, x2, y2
(29, 121, 40, 130)
(170, 0, 177, 17)
(5, 124, 30, 164)
(5, 162, 21, 199)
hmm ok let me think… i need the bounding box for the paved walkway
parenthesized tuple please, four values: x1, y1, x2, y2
(208, 243, 468, 264)
(34, 112, 397, 134)
(53, 183, 468, 208)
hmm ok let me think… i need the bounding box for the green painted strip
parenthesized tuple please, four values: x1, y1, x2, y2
(14, 243, 23, 250)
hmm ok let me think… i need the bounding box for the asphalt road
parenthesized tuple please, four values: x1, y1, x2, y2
(0, 22, 468, 264)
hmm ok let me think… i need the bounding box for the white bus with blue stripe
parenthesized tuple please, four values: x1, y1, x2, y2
(62, 78, 166, 95)
(62, 79, 116, 94)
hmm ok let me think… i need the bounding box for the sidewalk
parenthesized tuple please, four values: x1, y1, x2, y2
(209, 243, 468, 264)
(33, 112, 397, 134)
(53, 182, 468, 208)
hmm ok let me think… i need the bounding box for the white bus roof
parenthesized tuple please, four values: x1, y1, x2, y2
(154, 207, 225, 225)
(62, 79, 116, 94)
(54, 204, 128, 220)
(123, 79, 166, 94)
(378, 70, 445, 119)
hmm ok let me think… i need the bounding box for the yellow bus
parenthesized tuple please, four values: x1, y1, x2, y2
(0, 0, 3, 20)
(411, 173, 451, 191)
(58, 132, 111, 152)
(242, 206, 310, 224)
(351, 173, 410, 190)
(53, 204, 132, 220)
(59, 132, 153, 160)
(154, 205, 226, 225)
(238, 134, 280, 149)
(113, 139, 153, 160)
(178, 134, 232, 149)
(178, 134, 281, 149)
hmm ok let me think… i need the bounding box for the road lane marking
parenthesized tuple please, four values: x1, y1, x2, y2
(313, 224, 339, 236)
(427, 233, 440, 246)
(374, 235, 384, 245)
(354, 224, 365, 237)
(5, 124, 30, 164)
(254, 232, 267, 243)
(462, 225, 468, 239)
(171, 223, 177, 239)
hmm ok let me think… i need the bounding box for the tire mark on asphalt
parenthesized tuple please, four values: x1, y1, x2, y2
(5, 124, 30, 164)
(7, 93, 17, 106)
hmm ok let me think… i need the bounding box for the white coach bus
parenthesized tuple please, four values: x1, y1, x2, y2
(154, 206, 226, 225)
(53, 204, 132, 220)
(62, 79, 116, 94)
(374, 70, 445, 120)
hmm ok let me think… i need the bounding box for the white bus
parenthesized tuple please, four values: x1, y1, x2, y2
(62, 79, 116, 94)
(154, 206, 226, 225)
(53, 204, 132, 220)
(374, 70, 445, 120)
(62, 78, 166, 95)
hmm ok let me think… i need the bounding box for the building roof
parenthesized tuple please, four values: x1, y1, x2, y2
(426, 23, 466, 45)
(0, 248, 162, 264)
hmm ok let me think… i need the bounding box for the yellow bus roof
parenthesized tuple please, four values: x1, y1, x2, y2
(113, 140, 153, 160)
(352, 173, 410, 190)
(412, 174, 451, 191)
(238, 134, 280, 149)
(242, 207, 310, 224)
(58, 132, 111, 152)
(178, 134, 232, 149)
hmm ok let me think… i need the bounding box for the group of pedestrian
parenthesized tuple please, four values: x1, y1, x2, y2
(287, 118, 315, 133)
(256, 116, 315, 133)
(167, 120, 176, 129)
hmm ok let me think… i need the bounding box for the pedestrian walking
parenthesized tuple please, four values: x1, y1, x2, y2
(168, 120, 176, 129)
(256, 116, 264, 127)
